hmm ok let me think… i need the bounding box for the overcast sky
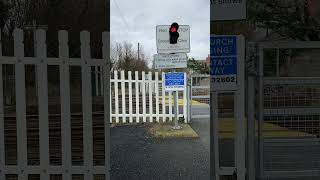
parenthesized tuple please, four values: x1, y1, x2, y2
(111, 0, 210, 63)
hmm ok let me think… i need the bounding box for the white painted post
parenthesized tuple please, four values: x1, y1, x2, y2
(183, 72, 187, 123)
(14, 29, 27, 180)
(100, 66, 104, 96)
(247, 75, 256, 180)
(80, 31, 93, 180)
(114, 71, 119, 123)
(95, 66, 99, 96)
(98, 66, 102, 96)
(0, 60, 4, 180)
(110, 75, 112, 123)
(59, 30, 72, 180)
(128, 71, 133, 123)
(148, 72, 153, 122)
(135, 71, 139, 123)
(121, 71, 126, 123)
(155, 72, 159, 122)
(161, 72, 166, 122)
(102, 31, 110, 179)
(36, 29, 49, 180)
(142, 72, 146, 122)
(169, 91, 173, 121)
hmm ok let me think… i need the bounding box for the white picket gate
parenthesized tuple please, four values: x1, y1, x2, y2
(110, 70, 188, 123)
(0, 29, 110, 180)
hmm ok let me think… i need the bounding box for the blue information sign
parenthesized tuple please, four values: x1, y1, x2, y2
(210, 35, 239, 91)
(164, 72, 185, 91)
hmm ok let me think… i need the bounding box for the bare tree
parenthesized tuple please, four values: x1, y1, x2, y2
(111, 41, 149, 73)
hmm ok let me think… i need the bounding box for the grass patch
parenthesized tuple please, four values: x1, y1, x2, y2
(218, 118, 313, 139)
(159, 96, 207, 106)
(148, 123, 199, 138)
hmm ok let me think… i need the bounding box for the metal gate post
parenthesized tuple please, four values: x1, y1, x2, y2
(235, 35, 246, 180)
(187, 75, 191, 122)
(210, 91, 220, 180)
(247, 75, 256, 180)
(257, 45, 264, 178)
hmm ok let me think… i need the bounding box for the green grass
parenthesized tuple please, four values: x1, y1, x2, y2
(218, 118, 313, 139)
(148, 123, 199, 138)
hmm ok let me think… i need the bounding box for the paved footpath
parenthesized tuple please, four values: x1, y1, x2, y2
(111, 118, 210, 180)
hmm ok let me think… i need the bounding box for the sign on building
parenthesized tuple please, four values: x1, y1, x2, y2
(156, 25, 190, 54)
(210, 0, 247, 21)
(154, 53, 187, 69)
(210, 35, 244, 91)
(164, 72, 185, 91)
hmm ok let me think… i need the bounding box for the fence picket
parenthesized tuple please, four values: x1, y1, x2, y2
(59, 30, 72, 180)
(155, 72, 159, 122)
(95, 66, 99, 96)
(36, 29, 50, 180)
(142, 72, 146, 122)
(169, 91, 173, 121)
(128, 71, 133, 123)
(162, 72, 166, 122)
(121, 71, 126, 123)
(80, 31, 93, 180)
(135, 71, 139, 123)
(149, 72, 153, 122)
(114, 71, 119, 123)
(14, 29, 27, 179)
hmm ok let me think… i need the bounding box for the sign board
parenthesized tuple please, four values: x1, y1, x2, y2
(154, 53, 187, 69)
(210, 0, 246, 21)
(156, 25, 190, 54)
(164, 72, 185, 91)
(210, 35, 244, 91)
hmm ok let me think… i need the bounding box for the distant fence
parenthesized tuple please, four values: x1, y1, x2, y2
(110, 71, 188, 123)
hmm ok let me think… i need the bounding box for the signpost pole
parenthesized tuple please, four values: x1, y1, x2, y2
(172, 69, 182, 130)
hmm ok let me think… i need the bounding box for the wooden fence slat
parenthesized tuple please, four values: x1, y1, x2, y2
(169, 91, 173, 121)
(58, 30, 72, 180)
(135, 71, 139, 123)
(95, 66, 99, 96)
(36, 29, 50, 180)
(155, 72, 159, 122)
(114, 71, 119, 123)
(121, 71, 126, 123)
(14, 28, 27, 179)
(128, 71, 133, 123)
(80, 31, 93, 180)
(142, 72, 146, 122)
(148, 72, 153, 122)
(162, 72, 166, 122)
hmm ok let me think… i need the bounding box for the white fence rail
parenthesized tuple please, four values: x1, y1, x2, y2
(110, 71, 188, 123)
(0, 29, 110, 180)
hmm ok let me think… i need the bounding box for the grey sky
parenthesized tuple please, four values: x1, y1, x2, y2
(111, 0, 210, 62)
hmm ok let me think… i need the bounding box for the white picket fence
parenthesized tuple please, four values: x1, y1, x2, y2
(0, 29, 110, 180)
(110, 70, 188, 123)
